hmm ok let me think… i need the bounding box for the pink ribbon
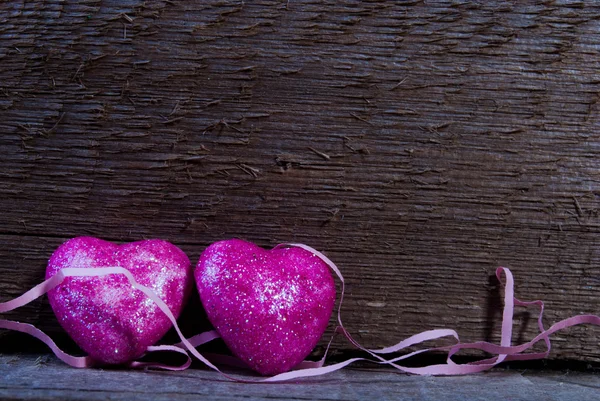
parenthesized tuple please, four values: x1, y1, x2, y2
(1, 244, 599, 381)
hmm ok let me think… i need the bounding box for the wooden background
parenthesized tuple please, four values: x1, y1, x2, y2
(1, 0, 599, 362)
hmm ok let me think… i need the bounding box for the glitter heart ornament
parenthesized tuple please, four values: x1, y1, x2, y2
(195, 239, 336, 375)
(45, 237, 192, 365)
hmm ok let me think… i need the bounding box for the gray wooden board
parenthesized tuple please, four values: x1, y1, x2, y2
(1, 0, 600, 362)
(0, 355, 599, 401)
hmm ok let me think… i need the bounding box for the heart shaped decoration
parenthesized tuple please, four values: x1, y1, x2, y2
(46, 236, 192, 365)
(195, 239, 336, 375)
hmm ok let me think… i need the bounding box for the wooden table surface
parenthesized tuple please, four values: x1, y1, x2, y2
(1, 355, 599, 401)
(1, 0, 600, 362)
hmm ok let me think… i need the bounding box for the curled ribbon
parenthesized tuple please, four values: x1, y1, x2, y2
(0, 243, 599, 381)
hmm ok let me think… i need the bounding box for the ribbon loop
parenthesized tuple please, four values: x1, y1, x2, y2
(282, 244, 600, 378)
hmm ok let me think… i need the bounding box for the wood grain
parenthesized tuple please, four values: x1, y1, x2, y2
(1, 0, 600, 362)
(0, 355, 599, 401)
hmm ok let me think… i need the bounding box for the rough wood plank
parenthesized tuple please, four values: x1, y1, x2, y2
(1, 0, 600, 362)
(0, 355, 599, 401)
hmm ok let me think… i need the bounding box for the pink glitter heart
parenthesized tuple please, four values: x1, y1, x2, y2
(46, 237, 192, 365)
(195, 239, 336, 375)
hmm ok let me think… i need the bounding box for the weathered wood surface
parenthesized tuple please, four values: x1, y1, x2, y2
(1, 355, 599, 401)
(1, 0, 600, 362)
